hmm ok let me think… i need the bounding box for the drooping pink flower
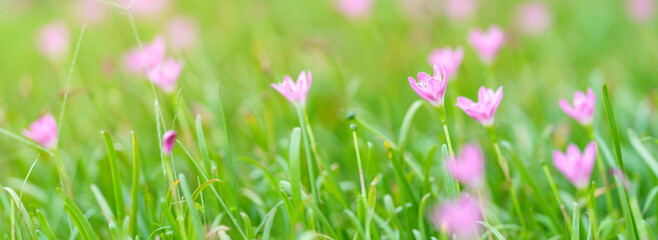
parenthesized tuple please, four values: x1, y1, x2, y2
(559, 88, 595, 126)
(122, 0, 170, 19)
(23, 114, 58, 149)
(35, 21, 70, 61)
(447, 144, 484, 188)
(444, 0, 478, 20)
(408, 65, 448, 107)
(516, 2, 552, 36)
(166, 16, 200, 51)
(74, 0, 107, 25)
(427, 47, 464, 79)
(553, 141, 597, 189)
(271, 71, 312, 106)
(162, 130, 176, 155)
(124, 37, 166, 74)
(431, 195, 483, 238)
(456, 86, 503, 127)
(627, 0, 656, 22)
(468, 26, 505, 64)
(336, 0, 373, 19)
(149, 58, 184, 93)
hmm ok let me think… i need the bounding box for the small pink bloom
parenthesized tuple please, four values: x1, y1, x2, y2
(35, 21, 70, 61)
(149, 58, 184, 93)
(468, 26, 505, 64)
(431, 195, 483, 238)
(408, 65, 448, 107)
(124, 37, 166, 74)
(627, 0, 656, 22)
(553, 141, 597, 189)
(559, 88, 595, 126)
(444, 0, 478, 20)
(23, 114, 58, 149)
(516, 2, 552, 36)
(162, 130, 176, 155)
(166, 16, 200, 51)
(456, 86, 503, 127)
(336, 0, 373, 19)
(447, 144, 484, 188)
(75, 0, 107, 25)
(427, 47, 464, 80)
(122, 0, 170, 18)
(271, 71, 312, 106)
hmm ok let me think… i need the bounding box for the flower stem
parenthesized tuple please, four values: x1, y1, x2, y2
(586, 125, 615, 216)
(486, 126, 526, 234)
(295, 104, 320, 205)
(351, 124, 367, 195)
(436, 106, 455, 158)
(541, 162, 573, 234)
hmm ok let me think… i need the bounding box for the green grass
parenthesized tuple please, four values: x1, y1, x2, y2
(1, 0, 658, 239)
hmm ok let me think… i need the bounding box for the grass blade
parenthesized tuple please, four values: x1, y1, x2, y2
(35, 210, 57, 240)
(129, 132, 141, 236)
(56, 187, 98, 240)
(101, 131, 125, 223)
(288, 127, 303, 207)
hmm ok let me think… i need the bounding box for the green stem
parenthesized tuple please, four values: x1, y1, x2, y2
(586, 126, 615, 216)
(541, 162, 573, 236)
(436, 106, 455, 158)
(587, 182, 600, 240)
(295, 104, 320, 205)
(351, 125, 367, 195)
(486, 127, 525, 234)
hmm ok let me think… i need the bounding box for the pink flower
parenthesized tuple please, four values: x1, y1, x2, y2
(447, 144, 484, 188)
(35, 21, 70, 61)
(553, 141, 597, 189)
(124, 37, 166, 74)
(74, 0, 107, 25)
(166, 16, 200, 51)
(427, 47, 464, 80)
(23, 114, 58, 149)
(559, 88, 595, 126)
(444, 0, 478, 20)
(149, 58, 184, 93)
(162, 130, 176, 155)
(271, 71, 312, 106)
(456, 86, 503, 127)
(336, 0, 373, 19)
(431, 195, 483, 238)
(408, 65, 448, 107)
(468, 26, 505, 64)
(627, 0, 656, 23)
(122, 0, 170, 18)
(516, 2, 552, 36)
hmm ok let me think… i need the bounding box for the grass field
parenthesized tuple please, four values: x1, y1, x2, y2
(0, 0, 657, 239)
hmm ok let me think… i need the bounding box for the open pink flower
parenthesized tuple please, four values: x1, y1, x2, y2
(35, 21, 70, 61)
(447, 144, 484, 188)
(166, 16, 200, 51)
(408, 65, 448, 107)
(162, 130, 176, 155)
(456, 86, 503, 127)
(149, 58, 184, 93)
(559, 88, 595, 126)
(271, 71, 312, 106)
(124, 37, 166, 74)
(427, 47, 464, 79)
(516, 2, 552, 36)
(431, 195, 483, 238)
(23, 114, 58, 149)
(444, 0, 478, 20)
(627, 0, 655, 23)
(468, 26, 505, 64)
(336, 0, 373, 19)
(553, 141, 596, 189)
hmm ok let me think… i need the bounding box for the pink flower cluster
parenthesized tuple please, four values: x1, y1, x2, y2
(23, 114, 58, 149)
(408, 65, 449, 107)
(124, 37, 184, 93)
(553, 142, 597, 189)
(456, 86, 504, 127)
(431, 195, 483, 238)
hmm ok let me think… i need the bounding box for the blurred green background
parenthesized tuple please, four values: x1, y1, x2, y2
(0, 0, 656, 238)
